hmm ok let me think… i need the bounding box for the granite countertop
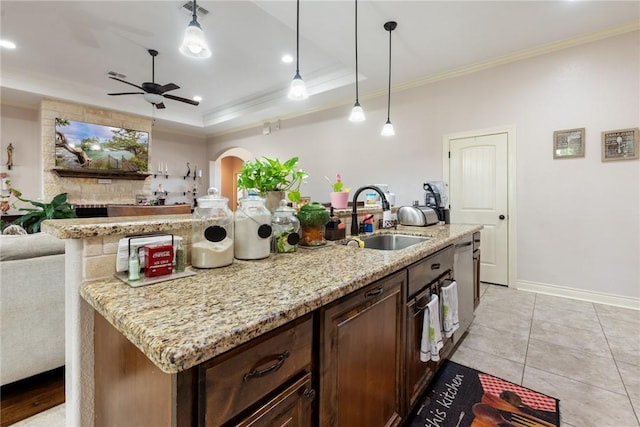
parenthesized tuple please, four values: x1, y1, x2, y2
(42, 214, 194, 239)
(61, 219, 480, 375)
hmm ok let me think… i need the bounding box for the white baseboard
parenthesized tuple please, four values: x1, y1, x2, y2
(516, 280, 640, 310)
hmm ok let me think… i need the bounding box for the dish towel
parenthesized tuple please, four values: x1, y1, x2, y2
(420, 294, 444, 362)
(441, 281, 460, 338)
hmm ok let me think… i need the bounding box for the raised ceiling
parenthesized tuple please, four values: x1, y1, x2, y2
(1, 1, 638, 135)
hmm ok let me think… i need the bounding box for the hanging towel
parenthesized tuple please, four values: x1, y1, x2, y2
(419, 300, 431, 362)
(419, 294, 444, 362)
(441, 281, 460, 338)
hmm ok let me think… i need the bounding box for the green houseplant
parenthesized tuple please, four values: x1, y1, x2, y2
(237, 157, 308, 204)
(9, 189, 77, 233)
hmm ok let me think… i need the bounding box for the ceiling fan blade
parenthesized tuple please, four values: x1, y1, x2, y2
(163, 94, 199, 106)
(155, 102, 166, 109)
(108, 92, 144, 96)
(109, 76, 144, 91)
(158, 83, 180, 93)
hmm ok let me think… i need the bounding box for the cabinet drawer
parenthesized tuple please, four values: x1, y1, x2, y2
(201, 315, 313, 427)
(407, 245, 454, 297)
(233, 373, 314, 427)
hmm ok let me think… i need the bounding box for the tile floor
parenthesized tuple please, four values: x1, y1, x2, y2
(451, 283, 640, 427)
(13, 284, 640, 427)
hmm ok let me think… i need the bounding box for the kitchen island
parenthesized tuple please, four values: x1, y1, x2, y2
(43, 216, 481, 426)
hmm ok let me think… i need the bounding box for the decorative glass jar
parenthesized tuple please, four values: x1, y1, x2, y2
(234, 194, 272, 260)
(271, 200, 300, 253)
(191, 188, 234, 268)
(296, 202, 330, 246)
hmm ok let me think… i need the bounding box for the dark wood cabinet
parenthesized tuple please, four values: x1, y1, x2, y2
(94, 313, 313, 427)
(319, 271, 405, 427)
(201, 315, 313, 426)
(404, 248, 455, 414)
(233, 373, 314, 427)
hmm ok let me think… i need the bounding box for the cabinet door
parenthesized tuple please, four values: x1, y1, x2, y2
(320, 271, 404, 427)
(233, 373, 314, 427)
(404, 277, 456, 415)
(404, 288, 437, 412)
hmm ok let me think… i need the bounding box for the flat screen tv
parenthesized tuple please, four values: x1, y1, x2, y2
(54, 118, 149, 174)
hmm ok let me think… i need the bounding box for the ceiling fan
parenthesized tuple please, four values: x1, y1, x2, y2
(108, 49, 199, 109)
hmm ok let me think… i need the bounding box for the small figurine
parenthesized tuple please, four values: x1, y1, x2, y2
(184, 162, 191, 179)
(6, 143, 14, 170)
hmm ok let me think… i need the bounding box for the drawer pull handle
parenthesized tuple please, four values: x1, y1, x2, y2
(303, 388, 316, 401)
(431, 263, 441, 270)
(365, 287, 384, 298)
(243, 351, 289, 381)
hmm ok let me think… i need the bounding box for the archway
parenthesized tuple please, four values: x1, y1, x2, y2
(211, 147, 253, 210)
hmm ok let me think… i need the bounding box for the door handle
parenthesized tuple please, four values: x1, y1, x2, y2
(499, 215, 506, 220)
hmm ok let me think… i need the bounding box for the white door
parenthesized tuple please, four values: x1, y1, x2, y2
(448, 133, 509, 285)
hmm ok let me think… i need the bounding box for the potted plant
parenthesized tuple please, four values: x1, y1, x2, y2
(325, 173, 350, 209)
(8, 189, 77, 233)
(237, 157, 308, 210)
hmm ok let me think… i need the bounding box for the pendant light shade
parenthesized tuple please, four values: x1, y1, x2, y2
(349, 0, 365, 122)
(180, 0, 211, 59)
(381, 21, 397, 136)
(381, 119, 395, 136)
(288, 0, 308, 100)
(349, 101, 365, 122)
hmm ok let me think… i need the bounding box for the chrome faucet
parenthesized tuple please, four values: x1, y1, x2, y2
(351, 185, 390, 236)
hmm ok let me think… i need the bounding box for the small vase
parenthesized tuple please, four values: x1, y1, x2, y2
(329, 191, 349, 209)
(264, 191, 285, 212)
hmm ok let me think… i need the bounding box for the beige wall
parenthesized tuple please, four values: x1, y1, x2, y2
(40, 98, 153, 204)
(209, 32, 640, 301)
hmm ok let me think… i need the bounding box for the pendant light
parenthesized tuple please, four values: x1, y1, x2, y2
(349, 0, 365, 122)
(179, 0, 211, 59)
(288, 0, 309, 100)
(381, 21, 397, 136)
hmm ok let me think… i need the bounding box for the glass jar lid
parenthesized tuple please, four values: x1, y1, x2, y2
(197, 187, 228, 209)
(273, 199, 296, 218)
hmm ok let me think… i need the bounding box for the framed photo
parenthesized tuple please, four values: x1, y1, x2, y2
(601, 128, 639, 162)
(553, 128, 585, 159)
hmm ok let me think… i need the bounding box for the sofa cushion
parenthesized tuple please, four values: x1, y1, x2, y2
(0, 233, 65, 261)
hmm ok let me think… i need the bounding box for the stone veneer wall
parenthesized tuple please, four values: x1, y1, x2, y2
(40, 98, 153, 204)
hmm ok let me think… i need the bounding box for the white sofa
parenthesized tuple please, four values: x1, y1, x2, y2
(0, 232, 65, 386)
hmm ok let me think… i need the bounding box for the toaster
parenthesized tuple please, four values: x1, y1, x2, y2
(397, 206, 440, 226)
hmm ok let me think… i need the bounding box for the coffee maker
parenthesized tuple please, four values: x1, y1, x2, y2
(423, 181, 447, 223)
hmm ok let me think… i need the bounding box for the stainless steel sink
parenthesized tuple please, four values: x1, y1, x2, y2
(359, 234, 430, 251)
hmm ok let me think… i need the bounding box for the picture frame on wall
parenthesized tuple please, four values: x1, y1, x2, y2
(553, 128, 585, 159)
(601, 128, 639, 162)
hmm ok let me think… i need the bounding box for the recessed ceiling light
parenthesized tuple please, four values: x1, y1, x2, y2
(0, 40, 17, 49)
(193, 95, 203, 102)
(281, 54, 293, 64)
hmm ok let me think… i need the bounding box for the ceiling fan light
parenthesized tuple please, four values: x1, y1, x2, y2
(180, 24, 211, 58)
(381, 119, 395, 136)
(143, 93, 164, 105)
(349, 102, 365, 122)
(288, 73, 308, 100)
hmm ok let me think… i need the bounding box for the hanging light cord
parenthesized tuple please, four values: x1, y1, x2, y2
(386, 26, 392, 121)
(296, 0, 300, 74)
(354, 0, 359, 102)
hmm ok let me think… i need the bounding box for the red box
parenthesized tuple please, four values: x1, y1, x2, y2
(144, 243, 174, 277)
